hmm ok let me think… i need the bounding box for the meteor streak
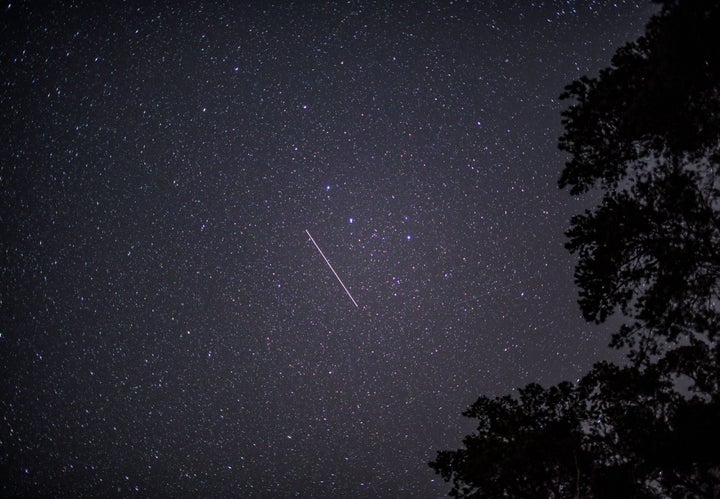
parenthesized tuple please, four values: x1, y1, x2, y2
(305, 229, 358, 308)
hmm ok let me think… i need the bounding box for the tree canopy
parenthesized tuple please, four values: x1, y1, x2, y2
(430, 0, 720, 496)
(430, 362, 720, 497)
(559, 0, 720, 367)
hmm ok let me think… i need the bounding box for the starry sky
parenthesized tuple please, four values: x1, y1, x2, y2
(1, 1, 658, 497)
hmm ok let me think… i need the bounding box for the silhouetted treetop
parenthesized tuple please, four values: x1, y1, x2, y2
(559, 0, 720, 363)
(559, 0, 720, 195)
(431, 362, 720, 497)
(430, 382, 592, 498)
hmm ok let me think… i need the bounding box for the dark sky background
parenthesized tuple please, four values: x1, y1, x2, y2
(2, 1, 657, 497)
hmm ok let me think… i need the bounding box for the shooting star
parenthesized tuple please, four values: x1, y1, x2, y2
(305, 229, 359, 308)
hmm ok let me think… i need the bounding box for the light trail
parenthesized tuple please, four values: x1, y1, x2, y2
(305, 229, 358, 308)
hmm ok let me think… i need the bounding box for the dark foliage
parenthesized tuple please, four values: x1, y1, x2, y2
(431, 1, 720, 496)
(559, 0, 720, 364)
(431, 361, 720, 497)
(429, 383, 592, 497)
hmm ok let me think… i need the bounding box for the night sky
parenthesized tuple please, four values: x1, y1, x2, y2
(2, 1, 657, 497)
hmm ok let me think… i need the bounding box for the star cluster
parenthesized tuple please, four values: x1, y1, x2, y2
(1, 1, 656, 497)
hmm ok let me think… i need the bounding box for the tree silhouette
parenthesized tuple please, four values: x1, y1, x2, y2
(430, 382, 592, 497)
(559, 0, 720, 369)
(430, 0, 720, 496)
